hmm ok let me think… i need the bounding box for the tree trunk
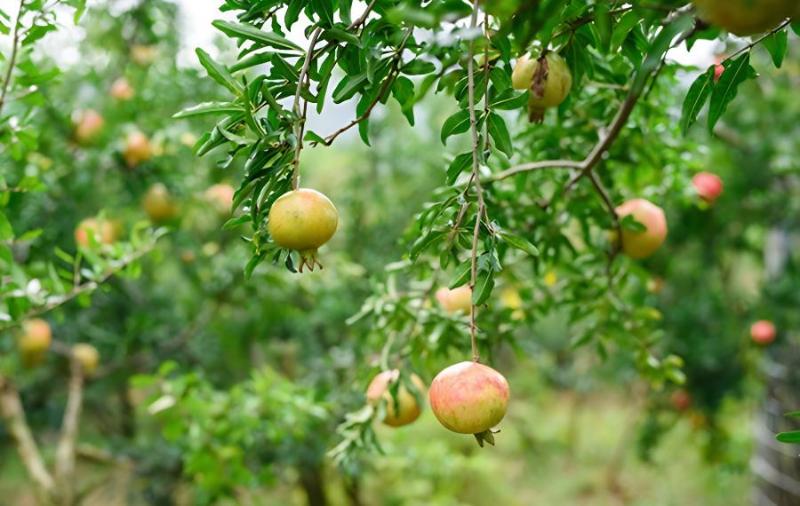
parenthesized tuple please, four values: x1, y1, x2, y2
(752, 351, 800, 506)
(299, 464, 328, 506)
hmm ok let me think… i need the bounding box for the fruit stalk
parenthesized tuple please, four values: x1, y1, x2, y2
(466, 0, 487, 363)
(291, 27, 324, 190)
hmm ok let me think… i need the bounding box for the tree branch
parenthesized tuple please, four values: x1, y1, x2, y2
(0, 376, 56, 501)
(0, 241, 158, 333)
(54, 359, 85, 505)
(0, 0, 25, 116)
(314, 28, 413, 147)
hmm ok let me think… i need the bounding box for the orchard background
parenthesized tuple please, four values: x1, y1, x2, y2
(2, 0, 800, 505)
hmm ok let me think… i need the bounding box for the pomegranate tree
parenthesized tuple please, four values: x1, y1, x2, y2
(692, 172, 723, 204)
(692, 0, 797, 35)
(750, 320, 776, 345)
(435, 285, 472, 314)
(267, 188, 338, 272)
(366, 370, 426, 427)
(615, 198, 668, 259)
(429, 361, 509, 446)
(512, 52, 572, 122)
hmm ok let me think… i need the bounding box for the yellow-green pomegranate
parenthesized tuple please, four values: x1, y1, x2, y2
(692, 0, 796, 36)
(267, 188, 338, 272)
(512, 53, 572, 122)
(366, 370, 426, 427)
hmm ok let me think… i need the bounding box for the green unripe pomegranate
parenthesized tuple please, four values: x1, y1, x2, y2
(615, 198, 668, 260)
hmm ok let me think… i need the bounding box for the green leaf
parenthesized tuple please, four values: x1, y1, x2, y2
(211, 20, 302, 51)
(195, 48, 243, 95)
(498, 230, 539, 257)
(402, 60, 436, 75)
(490, 90, 527, 110)
(632, 13, 694, 94)
(776, 431, 800, 444)
(446, 152, 473, 185)
(173, 102, 244, 119)
(440, 110, 470, 144)
(0, 210, 12, 241)
(680, 67, 714, 135)
(332, 72, 368, 103)
(312, 0, 335, 26)
(472, 270, 494, 306)
(762, 28, 788, 68)
(449, 262, 472, 290)
(707, 53, 756, 133)
(487, 113, 512, 158)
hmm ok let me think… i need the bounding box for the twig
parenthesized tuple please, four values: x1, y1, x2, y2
(725, 19, 791, 62)
(0, 0, 25, 116)
(314, 28, 413, 147)
(488, 160, 582, 181)
(0, 242, 158, 332)
(54, 358, 85, 505)
(291, 26, 324, 190)
(466, 0, 487, 363)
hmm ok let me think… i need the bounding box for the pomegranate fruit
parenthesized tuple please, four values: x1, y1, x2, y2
(267, 188, 338, 272)
(750, 320, 776, 345)
(74, 109, 105, 144)
(429, 361, 509, 446)
(713, 63, 725, 83)
(110, 77, 134, 100)
(435, 285, 472, 314)
(143, 183, 178, 223)
(75, 217, 118, 247)
(512, 52, 572, 122)
(615, 198, 668, 259)
(692, 0, 796, 35)
(72, 343, 99, 375)
(19, 319, 52, 354)
(123, 131, 153, 167)
(131, 44, 158, 65)
(692, 172, 723, 204)
(366, 370, 426, 427)
(670, 389, 692, 412)
(204, 183, 235, 215)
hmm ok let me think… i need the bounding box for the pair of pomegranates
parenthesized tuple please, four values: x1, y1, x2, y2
(367, 361, 510, 446)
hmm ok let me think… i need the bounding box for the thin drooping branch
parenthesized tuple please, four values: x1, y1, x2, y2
(0, 376, 56, 500)
(488, 159, 582, 181)
(291, 26, 324, 190)
(315, 28, 413, 147)
(0, 0, 25, 116)
(54, 359, 85, 505)
(725, 19, 791, 62)
(466, 0, 486, 363)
